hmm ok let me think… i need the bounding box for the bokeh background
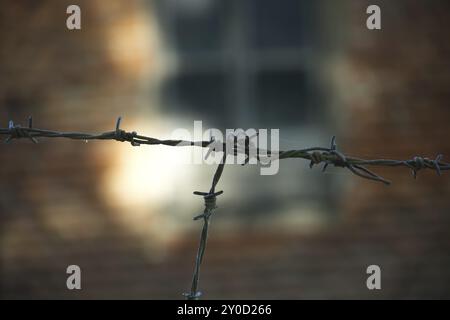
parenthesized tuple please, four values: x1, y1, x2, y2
(1, 0, 450, 299)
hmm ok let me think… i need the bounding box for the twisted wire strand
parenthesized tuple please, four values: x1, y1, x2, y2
(2, 116, 449, 299)
(2, 117, 448, 184)
(185, 153, 226, 300)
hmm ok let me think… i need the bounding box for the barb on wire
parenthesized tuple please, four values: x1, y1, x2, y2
(1, 116, 449, 299)
(277, 136, 449, 184)
(184, 154, 225, 300)
(3, 116, 448, 183)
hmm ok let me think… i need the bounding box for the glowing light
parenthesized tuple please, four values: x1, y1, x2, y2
(102, 119, 194, 211)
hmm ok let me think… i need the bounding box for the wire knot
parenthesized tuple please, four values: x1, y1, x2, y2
(320, 136, 347, 172)
(319, 136, 391, 185)
(413, 156, 426, 169)
(5, 118, 38, 144)
(309, 151, 323, 168)
(407, 155, 444, 178)
(406, 156, 426, 179)
(183, 291, 202, 300)
(114, 117, 140, 146)
(9, 124, 27, 139)
(192, 190, 223, 220)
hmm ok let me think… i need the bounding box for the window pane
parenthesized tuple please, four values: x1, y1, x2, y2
(249, 0, 315, 49)
(171, 0, 230, 53)
(164, 72, 228, 125)
(255, 69, 315, 126)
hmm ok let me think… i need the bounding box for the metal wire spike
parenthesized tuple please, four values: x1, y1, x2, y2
(330, 135, 337, 151)
(115, 116, 122, 132)
(434, 154, 443, 176)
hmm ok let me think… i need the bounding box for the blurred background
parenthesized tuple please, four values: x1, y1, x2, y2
(1, 0, 450, 299)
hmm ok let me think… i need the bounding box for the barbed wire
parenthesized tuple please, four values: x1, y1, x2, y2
(1, 116, 449, 299)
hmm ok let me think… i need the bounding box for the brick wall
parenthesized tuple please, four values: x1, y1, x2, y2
(1, 0, 449, 299)
(0, 0, 167, 299)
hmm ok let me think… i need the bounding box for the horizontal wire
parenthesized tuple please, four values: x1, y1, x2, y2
(2, 116, 448, 185)
(2, 116, 449, 299)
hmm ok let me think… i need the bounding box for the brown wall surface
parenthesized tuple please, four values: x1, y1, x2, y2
(1, 0, 449, 299)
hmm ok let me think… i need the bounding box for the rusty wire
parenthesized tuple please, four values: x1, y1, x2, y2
(1, 116, 450, 299)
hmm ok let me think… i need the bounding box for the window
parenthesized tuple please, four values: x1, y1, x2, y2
(158, 0, 323, 127)
(156, 0, 335, 223)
